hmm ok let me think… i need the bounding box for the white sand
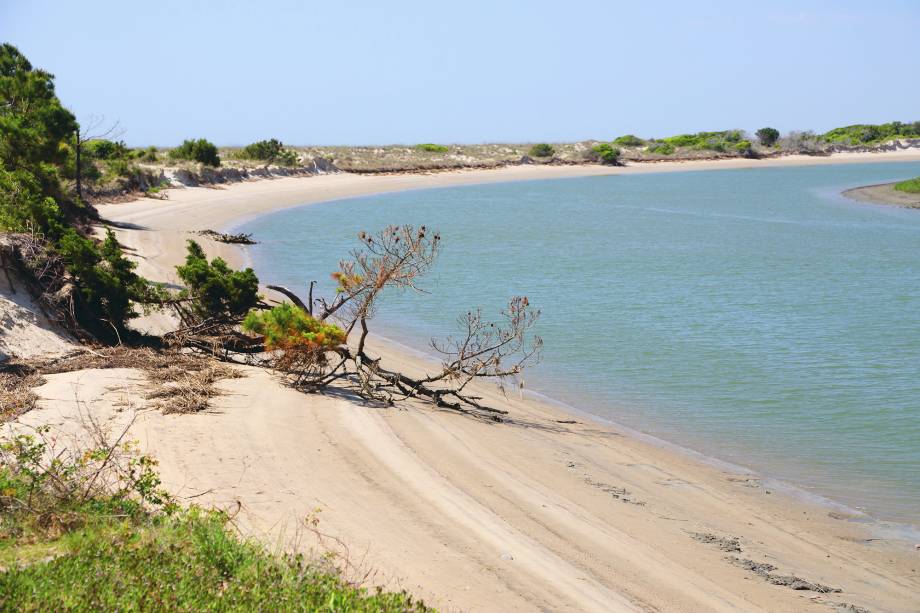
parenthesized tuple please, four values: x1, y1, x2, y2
(21, 152, 920, 611)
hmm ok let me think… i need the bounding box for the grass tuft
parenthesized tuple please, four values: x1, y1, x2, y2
(893, 176, 920, 194)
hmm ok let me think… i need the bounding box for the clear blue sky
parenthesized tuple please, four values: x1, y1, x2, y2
(3, 0, 919, 146)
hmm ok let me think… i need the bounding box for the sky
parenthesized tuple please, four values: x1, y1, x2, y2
(3, 0, 919, 146)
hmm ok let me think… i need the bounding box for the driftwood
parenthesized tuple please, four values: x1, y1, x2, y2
(196, 229, 257, 245)
(254, 225, 542, 421)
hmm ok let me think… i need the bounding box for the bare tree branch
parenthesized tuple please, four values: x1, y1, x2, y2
(242, 225, 542, 421)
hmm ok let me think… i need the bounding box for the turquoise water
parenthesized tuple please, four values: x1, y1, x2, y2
(238, 162, 920, 525)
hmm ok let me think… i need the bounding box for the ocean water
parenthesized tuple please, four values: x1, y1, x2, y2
(237, 162, 920, 525)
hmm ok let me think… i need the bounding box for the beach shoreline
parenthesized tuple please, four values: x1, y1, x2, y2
(843, 181, 920, 208)
(74, 150, 920, 611)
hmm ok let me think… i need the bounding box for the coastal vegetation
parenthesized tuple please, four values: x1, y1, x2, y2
(822, 121, 920, 146)
(894, 176, 920, 193)
(755, 127, 780, 147)
(0, 427, 429, 612)
(239, 225, 542, 420)
(415, 143, 449, 153)
(613, 134, 645, 147)
(652, 130, 750, 154)
(528, 143, 555, 158)
(174, 240, 260, 323)
(237, 138, 299, 166)
(591, 142, 622, 165)
(168, 138, 221, 167)
(0, 43, 162, 340)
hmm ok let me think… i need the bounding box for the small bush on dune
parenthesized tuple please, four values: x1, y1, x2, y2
(415, 143, 449, 153)
(755, 127, 780, 147)
(734, 140, 754, 156)
(56, 228, 152, 332)
(84, 139, 130, 160)
(137, 145, 159, 162)
(175, 240, 260, 321)
(239, 138, 283, 161)
(169, 138, 221, 167)
(528, 143, 555, 158)
(646, 141, 675, 155)
(591, 143, 622, 165)
(237, 139, 300, 166)
(822, 121, 920, 145)
(613, 134, 644, 147)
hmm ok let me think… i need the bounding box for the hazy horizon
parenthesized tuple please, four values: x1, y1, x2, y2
(3, 0, 919, 147)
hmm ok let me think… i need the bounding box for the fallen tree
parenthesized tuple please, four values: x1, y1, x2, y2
(243, 225, 542, 421)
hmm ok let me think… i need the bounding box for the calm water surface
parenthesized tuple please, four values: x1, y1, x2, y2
(238, 162, 920, 525)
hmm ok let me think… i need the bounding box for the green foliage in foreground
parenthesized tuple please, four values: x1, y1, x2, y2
(591, 143, 621, 165)
(169, 138, 221, 167)
(176, 240, 260, 320)
(415, 143, 449, 153)
(894, 176, 920, 194)
(528, 143, 555, 158)
(0, 510, 429, 612)
(822, 121, 920, 146)
(0, 430, 429, 613)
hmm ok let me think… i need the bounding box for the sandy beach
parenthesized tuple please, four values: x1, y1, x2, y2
(25, 151, 920, 611)
(843, 181, 920, 208)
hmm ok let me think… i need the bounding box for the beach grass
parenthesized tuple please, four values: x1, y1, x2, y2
(0, 430, 429, 613)
(893, 176, 920, 193)
(0, 508, 428, 612)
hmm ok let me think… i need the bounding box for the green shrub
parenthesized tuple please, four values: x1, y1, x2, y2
(275, 149, 299, 166)
(894, 176, 920, 194)
(237, 139, 299, 166)
(0, 44, 159, 339)
(612, 134, 644, 147)
(647, 141, 675, 155)
(104, 157, 138, 179)
(528, 143, 555, 158)
(755, 127, 780, 147)
(243, 303, 346, 351)
(84, 139, 129, 160)
(239, 138, 284, 161)
(0, 168, 65, 234)
(591, 143, 621, 165)
(415, 143, 449, 153)
(137, 145, 159, 162)
(822, 121, 920, 145)
(661, 130, 743, 151)
(169, 138, 220, 167)
(734, 140, 754, 156)
(56, 228, 149, 332)
(175, 240, 259, 320)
